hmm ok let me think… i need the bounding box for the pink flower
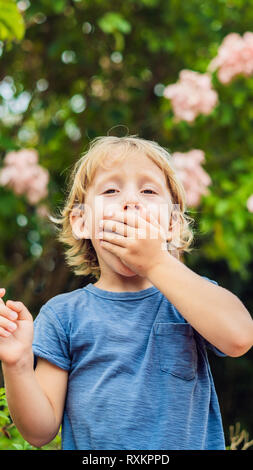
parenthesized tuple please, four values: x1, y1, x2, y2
(208, 32, 253, 84)
(171, 149, 212, 207)
(5, 149, 38, 166)
(0, 149, 49, 205)
(246, 194, 253, 213)
(36, 204, 50, 219)
(163, 70, 218, 123)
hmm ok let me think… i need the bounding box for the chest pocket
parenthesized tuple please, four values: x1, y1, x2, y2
(154, 322, 197, 380)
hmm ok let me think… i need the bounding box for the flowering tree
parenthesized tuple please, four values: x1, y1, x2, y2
(163, 31, 253, 222)
(161, 28, 253, 280)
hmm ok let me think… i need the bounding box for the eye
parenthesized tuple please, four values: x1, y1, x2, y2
(102, 188, 157, 195)
(142, 189, 157, 194)
(103, 189, 118, 194)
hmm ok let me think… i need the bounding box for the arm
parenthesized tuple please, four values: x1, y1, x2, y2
(2, 358, 68, 448)
(95, 208, 253, 356)
(146, 254, 253, 357)
(0, 288, 68, 447)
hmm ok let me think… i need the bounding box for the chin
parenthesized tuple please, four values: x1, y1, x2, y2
(97, 244, 138, 277)
(119, 267, 138, 277)
(109, 255, 138, 277)
(116, 260, 138, 277)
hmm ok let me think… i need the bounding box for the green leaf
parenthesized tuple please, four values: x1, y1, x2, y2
(219, 104, 233, 126)
(52, 0, 68, 14)
(0, 411, 10, 425)
(230, 211, 246, 232)
(97, 13, 131, 35)
(141, 0, 160, 6)
(214, 199, 230, 216)
(11, 443, 25, 450)
(0, 0, 25, 42)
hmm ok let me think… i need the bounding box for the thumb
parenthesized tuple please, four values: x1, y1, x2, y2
(0, 288, 6, 305)
(5, 299, 33, 321)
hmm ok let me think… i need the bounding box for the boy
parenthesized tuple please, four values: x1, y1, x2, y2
(0, 135, 252, 450)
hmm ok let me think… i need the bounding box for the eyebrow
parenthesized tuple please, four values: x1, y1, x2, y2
(95, 171, 165, 190)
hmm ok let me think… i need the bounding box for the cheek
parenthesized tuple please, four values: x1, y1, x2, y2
(85, 198, 103, 238)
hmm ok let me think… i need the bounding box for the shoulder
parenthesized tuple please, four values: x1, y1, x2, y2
(43, 287, 85, 311)
(36, 287, 87, 330)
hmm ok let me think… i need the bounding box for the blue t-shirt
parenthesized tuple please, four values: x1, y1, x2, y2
(32, 277, 226, 450)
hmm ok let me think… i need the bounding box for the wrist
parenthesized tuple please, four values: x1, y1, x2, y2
(2, 350, 34, 376)
(146, 250, 173, 281)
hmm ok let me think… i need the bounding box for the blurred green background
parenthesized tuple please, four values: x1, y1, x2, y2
(0, 0, 253, 449)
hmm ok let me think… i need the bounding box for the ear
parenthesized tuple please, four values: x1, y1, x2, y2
(69, 207, 90, 240)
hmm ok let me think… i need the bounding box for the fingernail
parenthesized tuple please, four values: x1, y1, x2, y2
(10, 311, 18, 320)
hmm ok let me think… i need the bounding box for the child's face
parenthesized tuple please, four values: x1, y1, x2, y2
(70, 150, 174, 278)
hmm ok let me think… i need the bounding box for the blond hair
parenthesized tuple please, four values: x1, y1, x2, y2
(50, 135, 195, 280)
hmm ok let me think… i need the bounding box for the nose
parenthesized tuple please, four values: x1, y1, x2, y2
(122, 185, 144, 212)
(124, 202, 141, 211)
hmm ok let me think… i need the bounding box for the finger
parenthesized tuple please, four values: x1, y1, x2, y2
(138, 207, 163, 240)
(0, 303, 18, 321)
(5, 300, 32, 321)
(140, 206, 159, 226)
(99, 230, 127, 247)
(101, 222, 147, 242)
(0, 327, 12, 338)
(107, 210, 142, 230)
(106, 208, 159, 235)
(99, 238, 126, 256)
(140, 208, 164, 241)
(100, 220, 133, 238)
(0, 315, 17, 334)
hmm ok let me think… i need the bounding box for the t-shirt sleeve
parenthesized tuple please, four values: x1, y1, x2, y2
(199, 276, 227, 357)
(32, 304, 71, 371)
